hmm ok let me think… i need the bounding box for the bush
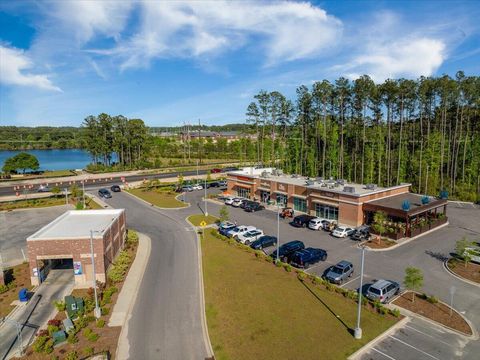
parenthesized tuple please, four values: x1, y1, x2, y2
(0, 284, 8, 294)
(47, 319, 62, 327)
(275, 261, 282, 267)
(107, 250, 132, 283)
(427, 295, 439, 304)
(44, 339, 54, 354)
(283, 263, 292, 272)
(67, 329, 78, 344)
(83, 328, 100, 342)
(96, 319, 105, 328)
(390, 308, 401, 317)
(297, 272, 307, 281)
(74, 316, 89, 331)
(65, 351, 79, 360)
(53, 300, 66, 312)
(47, 325, 59, 336)
(102, 286, 118, 304)
(127, 229, 139, 245)
(33, 335, 49, 353)
(101, 307, 110, 316)
(84, 346, 95, 357)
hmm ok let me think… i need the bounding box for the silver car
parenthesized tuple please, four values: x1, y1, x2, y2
(325, 260, 354, 284)
(366, 279, 400, 303)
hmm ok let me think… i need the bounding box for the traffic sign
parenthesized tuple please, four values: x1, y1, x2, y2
(200, 220, 207, 227)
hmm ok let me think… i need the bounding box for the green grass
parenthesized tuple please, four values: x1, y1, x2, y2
(1, 169, 76, 181)
(202, 230, 398, 360)
(127, 188, 188, 208)
(85, 197, 103, 209)
(0, 196, 66, 211)
(187, 214, 219, 226)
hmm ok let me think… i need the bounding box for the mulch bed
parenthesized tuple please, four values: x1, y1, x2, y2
(364, 237, 397, 249)
(0, 263, 31, 318)
(393, 292, 472, 335)
(447, 258, 480, 284)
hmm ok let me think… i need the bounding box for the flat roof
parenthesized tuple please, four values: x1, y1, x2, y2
(364, 193, 445, 213)
(228, 168, 410, 197)
(27, 209, 124, 241)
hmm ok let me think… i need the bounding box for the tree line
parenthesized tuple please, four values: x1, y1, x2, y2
(245, 72, 480, 201)
(0, 126, 84, 150)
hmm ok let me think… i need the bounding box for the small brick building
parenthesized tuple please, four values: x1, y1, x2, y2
(27, 209, 126, 287)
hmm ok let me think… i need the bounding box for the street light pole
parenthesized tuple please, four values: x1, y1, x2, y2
(204, 177, 208, 216)
(354, 246, 366, 339)
(89, 230, 102, 318)
(82, 180, 86, 209)
(276, 202, 281, 263)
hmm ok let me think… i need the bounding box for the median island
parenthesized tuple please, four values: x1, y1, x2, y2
(201, 228, 400, 360)
(126, 187, 188, 208)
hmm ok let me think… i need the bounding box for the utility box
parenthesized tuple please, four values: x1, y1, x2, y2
(63, 318, 74, 333)
(18, 288, 28, 302)
(52, 330, 66, 345)
(65, 295, 84, 319)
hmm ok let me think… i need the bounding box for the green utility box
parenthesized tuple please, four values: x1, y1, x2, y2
(53, 330, 66, 345)
(65, 295, 84, 319)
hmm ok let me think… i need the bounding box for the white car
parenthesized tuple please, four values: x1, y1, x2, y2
(332, 226, 355, 238)
(237, 229, 264, 245)
(224, 196, 235, 205)
(232, 198, 244, 207)
(227, 225, 256, 239)
(192, 184, 203, 190)
(308, 218, 326, 230)
(322, 219, 337, 231)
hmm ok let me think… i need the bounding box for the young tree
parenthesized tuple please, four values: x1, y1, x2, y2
(372, 211, 387, 243)
(219, 205, 229, 222)
(51, 186, 61, 195)
(455, 237, 475, 268)
(69, 184, 82, 200)
(177, 173, 184, 189)
(403, 267, 424, 303)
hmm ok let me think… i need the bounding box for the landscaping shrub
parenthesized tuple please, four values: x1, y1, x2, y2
(390, 308, 401, 317)
(65, 350, 78, 360)
(67, 329, 78, 344)
(47, 324, 59, 336)
(127, 229, 139, 245)
(44, 339, 54, 354)
(297, 272, 307, 282)
(96, 319, 105, 328)
(283, 263, 292, 272)
(83, 328, 100, 342)
(102, 286, 118, 304)
(107, 250, 132, 283)
(84, 347, 95, 357)
(53, 300, 66, 311)
(101, 307, 110, 316)
(427, 295, 439, 304)
(47, 319, 62, 327)
(33, 335, 49, 353)
(0, 284, 8, 294)
(275, 260, 282, 267)
(74, 316, 89, 331)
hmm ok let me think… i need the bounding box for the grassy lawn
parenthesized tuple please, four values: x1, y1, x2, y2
(0, 263, 31, 318)
(0, 196, 66, 211)
(188, 214, 219, 226)
(202, 230, 398, 360)
(85, 197, 104, 209)
(1, 170, 76, 182)
(127, 188, 188, 208)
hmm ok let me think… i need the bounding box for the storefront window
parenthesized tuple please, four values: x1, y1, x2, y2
(237, 187, 250, 198)
(260, 190, 270, 203)
(293, 197, 307, 213)
(315, 203, 338, 220)
(276, 194, 287, 206)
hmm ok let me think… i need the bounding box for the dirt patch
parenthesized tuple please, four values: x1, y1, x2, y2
(393, 292, 472, 335)
(447, 258, 480, 284)
(0, 263, 32, 318)
(363, 237, 397, 249)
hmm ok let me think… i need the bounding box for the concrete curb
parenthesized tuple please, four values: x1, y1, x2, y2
(347, 316, 410, 360)
(360, 221, 450, 252)
(443, 260, 480, 289)
(122, 188, 191, 210)
(110, 233, 152, 360)
(184, 216, 215, 358)
(390, 291, 478, 340)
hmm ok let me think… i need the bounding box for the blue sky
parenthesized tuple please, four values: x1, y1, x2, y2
(0, 0, 479, 127)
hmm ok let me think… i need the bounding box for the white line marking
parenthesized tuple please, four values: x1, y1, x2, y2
(388, 335, 440, 360)
(404, 325, 454, 347)
(371, 347, 397, 360)
(340, 275, 360, 288)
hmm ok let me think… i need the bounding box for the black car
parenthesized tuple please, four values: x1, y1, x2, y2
(240, 200, 255, 209)
(208, 181, 220, 188)
(98, 188, 112, 198)
(270, 240, 305, 262)
(110, 185, 121, 192)
(351, 230, 369, 241)
(290, 247, 328, 269)
(244, 202, 265, 212)
(250, 235, 277, 250)
(223, 167, 239, 172)
(291, 215, 316, 228)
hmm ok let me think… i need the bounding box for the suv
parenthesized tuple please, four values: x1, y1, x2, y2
(351, 226, 370, 241)
(244, 202, 265, 212)
(308, 218, 326, 230)
(290, 248, 328, 269)
(240, 200, 255, 209)
(232, 198, 244, 207)
(237, 229, 264, 245)
(332, 226, 355, 238)
(366, 279, 400, 303)
(98, 188, 112, 198)
(110, 185, 121, 192)
(325, 261, 354, 284)
(250, 236, 277, 250)
(291, 215, 316, 228)
(224, 196, 235, 205)
(182, 185, 193, 192)
(227, 225, 256, 239)
(218, 221, 236, 236)
(270, 240, 305, 262)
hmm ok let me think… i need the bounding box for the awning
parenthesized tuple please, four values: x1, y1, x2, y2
(273, 190, 288, 195)
(258, 187, 270, 192)
(311, 198, 339, 207)
(235, 183, 252, 189)
(293, 194, 307, 200)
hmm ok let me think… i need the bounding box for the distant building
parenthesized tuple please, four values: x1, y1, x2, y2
(180, 130, 256, 143)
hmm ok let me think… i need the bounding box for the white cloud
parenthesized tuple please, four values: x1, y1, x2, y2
(0, 45, 61, 91)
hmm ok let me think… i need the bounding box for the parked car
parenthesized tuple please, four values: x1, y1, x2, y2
(227, 225, 256, 238)
(290, 248, 328, 269)
(324, 261, 354, 284)
(223, 166, 239, 172)
(211, 168, 222, 173)
(332, 226, 355, 238)
(98, 188, 112, 199)
(244, 202, 265, 212)
(218, 180, 227, 187)
(250, 235, 277, 250)
(192, 184, 203, 190)
(218, 221, 236, 236)
(37, 185, 50, 193)
(237, 229, 264, 245)
(366, 279, 400, 303)
(232, 198, 244, 207)
(308, 217, 327, 230)
(279, 207, 294, 219)
(270, 240, 305, 262)
(322, 219, 337, 231)
(209, 181, 220, 187)
(351, 226, 370, 241)
(182, 185, 193, 192)
(224, 196, 236, 205)
(110, 185, 121, 192)
(464, 247, 480, 264)
(291, 215, 316, 228)
(240, 200, 255, 209)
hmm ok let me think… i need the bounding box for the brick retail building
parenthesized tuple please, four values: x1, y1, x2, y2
(27, 209, 126, 287)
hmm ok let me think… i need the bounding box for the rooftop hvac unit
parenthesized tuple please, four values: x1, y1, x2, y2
(343, 186, 355, 193)
(305, 180, 314, 186)
(366, 183, 377, 190)
(336, 179, 346, 185)
(277, 169, 283, 175)
(316, 177, 324, 182)
(291, 174, 298, 178)
(261, 171, 269, 178)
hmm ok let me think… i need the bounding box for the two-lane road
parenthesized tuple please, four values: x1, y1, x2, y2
(107, 192, 210, 360)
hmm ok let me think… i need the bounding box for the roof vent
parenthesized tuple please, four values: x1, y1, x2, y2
(305, 180, 314, 186)
(343, 186, 355, 194)
(261, 171, 269, 178)
(366, 184, 377, 190)
(337, 179, 346, 185)
(291, 174, 298, 178)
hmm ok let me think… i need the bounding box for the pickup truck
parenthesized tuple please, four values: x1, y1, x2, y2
(289, 247, 328, 269)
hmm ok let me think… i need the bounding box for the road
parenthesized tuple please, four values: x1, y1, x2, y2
(107, 192, 210, 360)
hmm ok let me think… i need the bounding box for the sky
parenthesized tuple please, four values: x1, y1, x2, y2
(0, 0, 479, 127)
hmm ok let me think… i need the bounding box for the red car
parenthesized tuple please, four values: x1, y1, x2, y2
(211, 168, 222, 173)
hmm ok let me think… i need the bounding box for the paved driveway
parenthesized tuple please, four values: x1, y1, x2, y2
(0, 205, 72, 266)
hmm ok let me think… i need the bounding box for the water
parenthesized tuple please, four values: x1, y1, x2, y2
(0, 149, 93, 171)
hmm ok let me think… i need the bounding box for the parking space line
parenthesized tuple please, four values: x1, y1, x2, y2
(404, 325, 454, 347)
(304, 260, 335, 273)
(388, 335, 440, 360)
(340, 275, 360, 287)
(371, 347, 397, 360)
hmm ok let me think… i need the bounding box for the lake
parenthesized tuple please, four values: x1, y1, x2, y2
(0, 149, 93, 171)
